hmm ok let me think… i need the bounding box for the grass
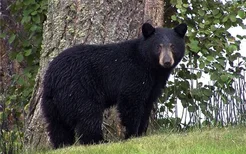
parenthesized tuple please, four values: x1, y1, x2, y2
(36, 127, 246, 154)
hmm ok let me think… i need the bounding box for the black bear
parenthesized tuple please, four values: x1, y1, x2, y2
(41, 22, 187, 148)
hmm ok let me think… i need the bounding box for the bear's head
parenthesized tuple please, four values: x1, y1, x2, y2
(141, 23, 187, 69)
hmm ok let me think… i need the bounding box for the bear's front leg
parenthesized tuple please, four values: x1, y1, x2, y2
(117, 68, 152, 139)
(117, 94, 145, 139)
(137, 102, 154, 136)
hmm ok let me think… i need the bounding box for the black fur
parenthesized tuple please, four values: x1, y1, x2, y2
(41, 23, 187, 148)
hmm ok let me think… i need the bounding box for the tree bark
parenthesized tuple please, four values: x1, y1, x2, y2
(25, 0, 164, 149)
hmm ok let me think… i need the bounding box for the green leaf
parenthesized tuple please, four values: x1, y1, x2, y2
(17, 76, 25, 86)
(200, 103, 207, 111)
(199, 23, 205, 28)
(171, 15, 177, 21)
(23, 9, 32, 16)
(206, 56, 214, 62)
(220, 75, 229, 82)
(24, 49, 32, 56)
(227, 44, 238, 53)
(222, 16, 228, 22)
(198, 10, 205, 16)
(0, 33, 6, 38)
(212, 9, 219, 15)
(210, 25, 216, 31)
(203, 89, 211, 97)
(8, 34, 16, 44)
(214, 13, 222, 19)
(16, 53, 24, 62)
(238, 10, 245, 18)
(23, 40, 30, 47)
(33, 15, 40, 23)
(24, 0, 35, 5)
(188, 106, 196, 112)
(26, 72, 32, 78)
(189, 40, 200, 53)
(21, 16, 31, 24)
(183, 3, 189, 8)
(213, 19, 220, 24)
(31, 11, 37, 15)
(229, 15, 237, 22)
(214, 63, 223, 70)
(199, 62, 205, 69)
(30, 25, 37, 31)
(205, 20, 211, 25)
(217, 58, 225, 66)
(210, 72, 219, 80)
(197, 72, 202, 78)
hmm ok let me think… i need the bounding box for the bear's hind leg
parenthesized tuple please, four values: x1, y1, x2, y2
(47, 120, 75, 148)
(75, 103, 104, 145)
(42, 96, 76, 148)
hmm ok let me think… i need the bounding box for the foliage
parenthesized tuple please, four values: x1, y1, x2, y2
(35, 127, 246, 154)
(1, 0, 246, 153)
(159, 0, 246, 129)
(0, 0, 48, 153)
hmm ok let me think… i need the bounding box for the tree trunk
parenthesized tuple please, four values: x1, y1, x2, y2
(25, 0, 164, 149)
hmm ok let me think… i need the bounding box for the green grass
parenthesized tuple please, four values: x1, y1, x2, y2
(37, 127, 246, 154)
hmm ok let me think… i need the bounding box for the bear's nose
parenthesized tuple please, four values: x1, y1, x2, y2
(163, 62, 171, 68)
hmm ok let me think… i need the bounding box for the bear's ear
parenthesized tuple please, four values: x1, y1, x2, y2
(142, 23, 155, 38)
(174, 23, 187, 38)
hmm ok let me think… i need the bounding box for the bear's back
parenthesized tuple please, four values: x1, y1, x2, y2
(43, 39, 147, 105)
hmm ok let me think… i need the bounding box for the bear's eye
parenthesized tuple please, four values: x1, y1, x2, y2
(170, 44, 175, 52)
(158, 44, 163, 54)
(170, 44, 174, 48)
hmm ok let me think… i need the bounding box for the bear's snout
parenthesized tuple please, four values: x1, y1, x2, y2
(158, 44, 174, 68)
